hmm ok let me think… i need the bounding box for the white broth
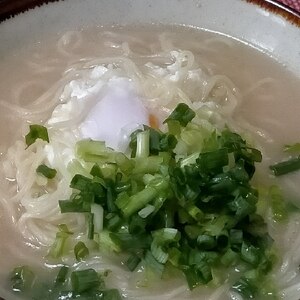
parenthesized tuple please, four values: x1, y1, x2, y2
(0, 25, 300, 300)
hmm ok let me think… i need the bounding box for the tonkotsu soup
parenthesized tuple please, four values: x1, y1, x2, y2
(1, 25, 300, 300)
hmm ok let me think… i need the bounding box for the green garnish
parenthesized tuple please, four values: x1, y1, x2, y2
(284, 143, 300, 154)
(74, 241, 89, 261)
(54, 265, 69, 287)
(163, 103, 195, 127)
(59, 174, 106, 213)
(59, 104, 269, 296)
(232, 276, 258, 299)
(130, 126, 177, 157)
(25, 124, 49, 147)
(125, 254, 141, 271)
(10, 264, 123, 299)
(116, 175, 169, 218)
(270, 143, 300, 176)
(10, 266, 35, 292)
(270, 156, 300, 176)
(36, 164, 57, 179)
(48, 224, 73, 258)
(48, 103, 280, 298)
(269, 185, 288, 222)
(71, 268, 102, 293)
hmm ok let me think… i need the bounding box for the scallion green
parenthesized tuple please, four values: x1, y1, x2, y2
(74, 241, 89, 261)
(36, 164, 57, 179)
(25, 124, 49, 147)
(71, 269, 102, 293)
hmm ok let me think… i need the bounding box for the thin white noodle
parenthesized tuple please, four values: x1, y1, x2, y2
(243, 77, 275, 97)
(57, 31, 83, 58)
(3, 29, 298, 300)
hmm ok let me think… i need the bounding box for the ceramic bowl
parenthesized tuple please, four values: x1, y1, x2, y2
(0, 0, 299, 76)
(0, 1, 299, 299)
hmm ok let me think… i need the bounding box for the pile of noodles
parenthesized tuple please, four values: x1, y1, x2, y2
(1, 31, 300, 300)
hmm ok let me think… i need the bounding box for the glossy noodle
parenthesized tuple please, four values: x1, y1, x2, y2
(1, 26, 300, 300)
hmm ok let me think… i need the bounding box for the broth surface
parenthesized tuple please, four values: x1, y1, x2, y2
(0, 25, 300, 299)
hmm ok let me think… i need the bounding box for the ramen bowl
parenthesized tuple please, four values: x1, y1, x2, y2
(0, 1, 300, 300)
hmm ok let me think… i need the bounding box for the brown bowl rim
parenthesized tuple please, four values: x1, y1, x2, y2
(0, 0, 299, 24)
(0, 0, 299, 299)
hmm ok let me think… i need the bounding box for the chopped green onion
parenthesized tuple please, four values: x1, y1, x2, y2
(98, 230, 121, 253)
(182, 266, 203, 290)
(151, 242, 168, 264)
(196, 260, 213, 284)
(99, 163, 118, 180)
(197, 235, 216, 250)
(138, 204, 155, 218)
(180, 152, 200, 167)
(105, 182, 117, 213)
(110, 233, 151, 250)
(228, 196, 256, 220)
(241, 242, 261, 266)
(186, 204, 203, 221)
(71, 269, 102, 293)
(168, 247, 181, 267)
(115, 153, 135, 174)
(216, 231, 229, 248)
(67, 159, 92, 178)
(128, 215, 146, 234)
(284, 143, 300, 154)
(114, 192, 130, 212)
(105, 213, 122, 231)
(232, 276, 258, 299)
(229, 229, 243, 245)
(36, 164, 57, 179)
(126, 254, 141, 272)
(147, 126, 177, 154)
(197, 148, 229, 173)
(76, 139, 114, 163)
(184, 225, 203, 240)
(204, 215, 231, 237)
(74, 241, 89, 261)
(54, 266, 69, 286)
(159, 133, 177, 152)
(90, 163, 103, 178)
(269, 185, 288, 222)
(70, 174, 104, 195)
(44, 103, 278, 295)
(10, 266, 35, 292)
(270, 156, 300, 176)
(220, 248, 238, 266)
(131, 126, 177, 156)
(150, 228, 180, 264)
(59, 199, 91, 213)
(163, 103, 196, 127)
(48, 224, 73, 258)
(152, 228, 180, 244)
(188, 250, 218, 266)
(115, 180, 131, 193)
(132, 156, 163, 174)
(25, 124, 49, 147)
(135, 130, 150, 158)
(117, 176, 169, 218)
(144, 250, 164, 276)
